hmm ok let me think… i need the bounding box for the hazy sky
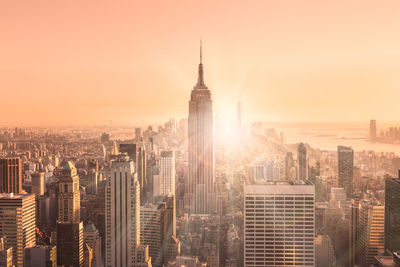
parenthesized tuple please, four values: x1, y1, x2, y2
(1, 0, 400, 126)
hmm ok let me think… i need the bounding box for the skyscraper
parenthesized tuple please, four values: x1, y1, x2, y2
(159, 150, 175, 197)
(385, 172, 400, 254)
(105, 156, 142, 267)
(358, 200, 385, 267)
(349, 199, 360, 267)
(298, 143, 307, 181)
(370, 120, 377, 142)
(188, 42, 215, 214)
(57, 161, 81, 223)
(338, 146, 354, 197)
(140, 202, 163, 267)
(31, 163, 45, 196)
(0, 158, 22, 193)
(244, 182, 315, 266)
(0, 193, 36, 267)
(56, 161, 84, 267)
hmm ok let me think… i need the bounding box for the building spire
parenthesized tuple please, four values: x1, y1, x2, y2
(196, 39, 206, 88)
(200, 39, 202, 64)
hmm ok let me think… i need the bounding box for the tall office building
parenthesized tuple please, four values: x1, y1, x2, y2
(154, 194, 178, 265)
(31, 163, 45, 196)
(57, 161, 80, 223)
(188, 43, 215, 214)
(370, 120, 377, 142)
(244, 182, 315, 266)
(349, 200, 360, 267)
(137, 143, 147, 199)
(159, 150, 175, 197)
(298, 143, 307, 181)
(338, 146, 354, 197)
(105, 156, 143, 267)
(0, 158, 22, 193)
(140, 203, 163, 267)
(385, 172, 400, 254)
(57, 222, 84, 266)
(358, 200, 385, 267)
(56, 161, 84, 266)
(0, 193, 36, 267)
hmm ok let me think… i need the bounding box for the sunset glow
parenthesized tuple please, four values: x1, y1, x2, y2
(1, 1, 400, 125)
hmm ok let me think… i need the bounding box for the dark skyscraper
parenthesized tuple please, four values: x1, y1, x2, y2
(0, 157, 22, 193)
(188, 42, 215, 214)
(298, 143, 307, 181)
(385, 171, 400, 254)
(338, 145, 354, 196)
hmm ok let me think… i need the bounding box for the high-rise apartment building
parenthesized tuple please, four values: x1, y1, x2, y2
(385, 173, 400, 254)
(188, 44, 216, 214)
(0, 193, 36, 267)
(338, 146, 354, 196)
(0, 158, 22, 193)
(358, 200, 384, 267)
(56, 161, 84, 267)
(159, 150, 175, 197)
(105, 156, 143, 267)
(244, 182, 315, 266)
(298, 143, 307, 181)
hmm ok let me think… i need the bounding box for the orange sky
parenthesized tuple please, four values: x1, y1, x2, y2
(1, 0, 400, 126)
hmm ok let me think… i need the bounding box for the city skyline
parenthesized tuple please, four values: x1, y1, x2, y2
(2, 2, 400, 266)
(2, 1, 400, 126)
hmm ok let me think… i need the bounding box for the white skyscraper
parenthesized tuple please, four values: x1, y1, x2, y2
(159, 150, 175, 197)
(244, 182, 315, 267)
(105, 156, 145, 267)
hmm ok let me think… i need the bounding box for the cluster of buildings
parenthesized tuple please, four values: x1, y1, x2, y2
(2, 49, 400, 267)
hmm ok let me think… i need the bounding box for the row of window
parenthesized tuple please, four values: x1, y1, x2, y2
(246, 197, 314, 200)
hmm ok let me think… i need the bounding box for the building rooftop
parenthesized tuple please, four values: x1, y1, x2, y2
(63, 161, 75, 170)
(84, 223, 97, 232)
(245, 181, 315, 195)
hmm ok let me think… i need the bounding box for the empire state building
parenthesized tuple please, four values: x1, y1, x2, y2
(188, 43, 216, 214)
